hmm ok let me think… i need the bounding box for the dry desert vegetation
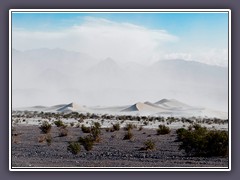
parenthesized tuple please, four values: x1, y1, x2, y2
(11, 109, 229, 168)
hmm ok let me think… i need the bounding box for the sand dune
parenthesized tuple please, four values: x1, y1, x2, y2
(13, 99, 228, 119)
(56, 102, 89, 112)
(122, 99, 191, 113)
(122, 102, 167, 113)
(155, 99, 191, 110)
(144, 101, 164, 108)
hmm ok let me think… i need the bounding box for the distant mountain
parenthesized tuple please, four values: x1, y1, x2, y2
(12, 48, 96, 65)
(86, 57, 126, 88)
(149, 59, 228, 85)
(88, 57, 123, 76)
(12, 49, 228, 112)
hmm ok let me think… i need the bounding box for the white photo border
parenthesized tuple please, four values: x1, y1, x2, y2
(9, 9, 231, 171)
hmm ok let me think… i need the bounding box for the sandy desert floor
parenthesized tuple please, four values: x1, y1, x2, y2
(11, 125, 229, 168)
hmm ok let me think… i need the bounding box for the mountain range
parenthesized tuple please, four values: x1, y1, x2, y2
(12, 48, 228, 112)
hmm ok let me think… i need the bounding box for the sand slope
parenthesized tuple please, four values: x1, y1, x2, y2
(56, 103, 89, 112)
(13, 99, 228, 119)
(122, 102, 167, 113)
(155, 99, 191, 110)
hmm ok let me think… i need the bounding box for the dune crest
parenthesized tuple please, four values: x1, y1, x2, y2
(155, 98, 191, 109)
(13, 99, 228, 119)
(57, 102, 88, 112)
(122, 102, 166, 112)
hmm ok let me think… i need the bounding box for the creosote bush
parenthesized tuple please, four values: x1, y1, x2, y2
(78, 135, 95, 151)
(193, 123, 202, 130)
(176, 128, 188, 141)
(123, 130, 133, 140)
(75, 123, 81, 128)
(81, 125, 91, 133)
(59, 128, 68, 137)
(90, 126, 101, 142)
(54, 120, 64, 127)
(93, 122, 101, 129)
(124, 123, 134, 131)
(138, 126, 143, 131)
(112, 123, 120, 131)
(143, 121, 149, 126)
(46, 134, 52, 146)
(177, 124, 228, 157)
(38, 135, 46, 143)
(157, 125, 171, 135)
(142, 140, 156, 151)
(39, 121, 52, 134)
(67, 142, 81, 155)
(38, 134, 52, 146)
(78, 122, 102, 151)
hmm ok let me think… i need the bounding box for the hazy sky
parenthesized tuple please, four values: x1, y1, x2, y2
(12, 11, 229, 66)
(11, 11, 229, 110)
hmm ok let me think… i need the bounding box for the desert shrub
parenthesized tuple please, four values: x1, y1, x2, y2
(112, 123, 120, 131)
(138, 126, 143, 131)
(38, 134, 52, 145)
(205, 130, 228, 156)
(123, 130, 133, 140)
(101, 119, 104, 125)
(59, 128, 68, 137)
(39, 121, 52, 134)
(157, 125, 171, 135)
(188, 125, 193, 131)
(90, 126, 101, 142)
(93, 122, 101, 129)
(193, 123, 203, 130)
(67, 142, 81, 155)
(143, 121, 149, 126)
(81, 125, 91, 133)
(124, 123, 134, 131)
(46, 134, 52, 146)
(75, 123, 81, 128)
(54, 120, 64, 127)
(110, 128, 116, 132)
(176, 128, 188, 141)
(142, 140, 156, 151)
(78, 135, 95, 151)
(78, 119, 84, 123)
(178, 125, 228, 157)
(120, 120, 125, 124)
(38, 135, 46, 143)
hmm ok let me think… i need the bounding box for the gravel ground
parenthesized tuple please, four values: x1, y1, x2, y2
(11, 125, 229, 168)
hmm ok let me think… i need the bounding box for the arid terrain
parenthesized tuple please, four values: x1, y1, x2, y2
(11, 99, 229, 169)
(11, 122, 228, 168)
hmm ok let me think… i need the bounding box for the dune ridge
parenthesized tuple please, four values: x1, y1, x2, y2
(57, 102, 89, 112)
(12, 99, 228, 119)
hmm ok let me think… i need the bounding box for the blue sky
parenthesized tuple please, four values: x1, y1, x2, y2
(12, 12, 228, 38)
(12, 11, 229, 66)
